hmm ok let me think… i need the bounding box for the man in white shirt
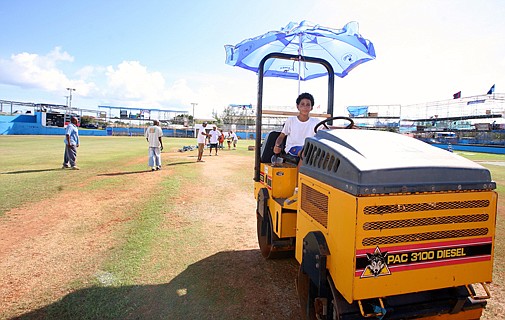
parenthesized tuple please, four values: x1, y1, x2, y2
(196, 122, 209, 162)
(145, 120, 163, 171)
(230, 131, 238, 150)
(208, 126, 220, 156)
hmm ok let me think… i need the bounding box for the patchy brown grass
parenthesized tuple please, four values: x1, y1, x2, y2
(0, 161, 168, 317)
(0, 150, 300, 320)
(0, 149, 503, 320)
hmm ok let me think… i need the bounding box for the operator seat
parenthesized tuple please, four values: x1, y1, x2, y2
(260, 131, 286, 163)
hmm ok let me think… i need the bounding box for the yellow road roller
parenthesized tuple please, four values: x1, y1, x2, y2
(253, 54, 497, 319)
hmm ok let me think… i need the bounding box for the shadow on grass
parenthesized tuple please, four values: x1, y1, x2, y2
(165, 161, 195, 166)
(13, 250, 300, 320)
(1, 168, 61, 175)
(97, 161, 195, 176)
(97, 170, 153, 176)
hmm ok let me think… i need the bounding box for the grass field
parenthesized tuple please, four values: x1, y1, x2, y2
(0, 135, 153, 215)
(0, 135, 504, 319)
(1, 136, 502, 215)
(0, 135, 274, 319)
(0, 135, 252, 215)
(2, 136, 502, 217)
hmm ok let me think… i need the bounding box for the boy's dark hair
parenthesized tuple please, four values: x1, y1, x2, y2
(296, 92, 314, 106)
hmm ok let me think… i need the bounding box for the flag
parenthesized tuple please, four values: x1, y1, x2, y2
(487, 84, 495, 95)
(453, 91, 461, 99)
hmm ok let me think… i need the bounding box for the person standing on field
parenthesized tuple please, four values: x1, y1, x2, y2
(218, 129, 225, 149)
(197, 122, 209, 162)
(230, 131, 238, 149)
(145, 120, 163, 171)
(226, 130, 232, 150)
(209, 126, 220, 156)
(62, 116, 80, 170)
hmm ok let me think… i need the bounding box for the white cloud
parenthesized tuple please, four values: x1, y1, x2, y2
(46, 47, 74, 64)
(75, 65, 98, 80)
(168, 78, 194, 104)
(104, 61, 167, 104)
(97, 61, 214, 112)
(0, 47, 73, 91)
(0, 48, 201, 111)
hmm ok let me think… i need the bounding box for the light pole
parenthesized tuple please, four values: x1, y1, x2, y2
(191, 102, 198, 138)
(66, 88, 76, 109)
(191, 102, 198, 126)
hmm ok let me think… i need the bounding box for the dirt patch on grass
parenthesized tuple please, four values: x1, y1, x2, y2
(0, 163, 170, 317)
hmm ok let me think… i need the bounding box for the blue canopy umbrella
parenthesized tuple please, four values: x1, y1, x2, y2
(225, 20, 376, 84)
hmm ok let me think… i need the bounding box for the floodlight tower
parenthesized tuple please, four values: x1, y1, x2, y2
(191, 102, 198, 126)
(66, 88, 76, 108)
(191, 102, 198, 138)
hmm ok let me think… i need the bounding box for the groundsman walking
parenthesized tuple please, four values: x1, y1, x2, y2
(62, 116, 80, 170)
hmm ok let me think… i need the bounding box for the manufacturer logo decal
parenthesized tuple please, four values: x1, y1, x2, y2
(360, 246, 391, 278)
(355, 238, 493, 277)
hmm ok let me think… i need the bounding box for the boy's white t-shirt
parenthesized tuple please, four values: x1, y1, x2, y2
(281, 116, 320, 153)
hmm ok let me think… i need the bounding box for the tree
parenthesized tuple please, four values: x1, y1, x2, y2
(80, 115, 94, 126)
(171, 114, 191, 126)
(212, 110, 222, 125)
(220, 105, 241, 125)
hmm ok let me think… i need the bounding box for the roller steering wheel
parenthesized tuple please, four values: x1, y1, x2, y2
(314, 116, 354, 133)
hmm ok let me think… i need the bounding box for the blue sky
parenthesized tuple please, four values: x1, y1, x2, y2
(1, 0, 504, 118)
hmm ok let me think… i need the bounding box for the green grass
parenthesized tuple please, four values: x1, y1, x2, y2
(0, 135, 210, 319)
(454, 150, 505, 161)
(1, 135, 503, 319)
(0, 135, 197, 215)
(56, 178, 184, 319)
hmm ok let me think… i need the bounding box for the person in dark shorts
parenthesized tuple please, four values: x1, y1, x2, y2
(208, 126, 220, 156)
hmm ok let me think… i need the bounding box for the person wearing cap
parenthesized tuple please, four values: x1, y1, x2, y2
(145, 120, 164, 171)
(196, 122, 209, 162)
(208, 125, 220, 156)
(62, 116, 80, 170)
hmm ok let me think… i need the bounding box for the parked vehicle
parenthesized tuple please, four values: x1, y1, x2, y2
(253, 53, 497, 319)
